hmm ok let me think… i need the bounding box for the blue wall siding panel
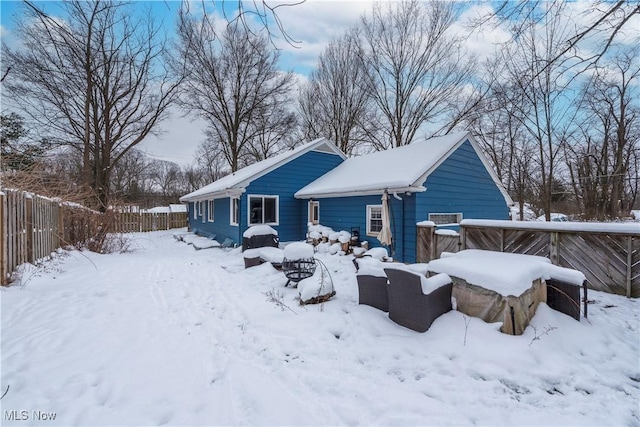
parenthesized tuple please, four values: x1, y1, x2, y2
(243, 150, 344, 243)
(315, 195, 401, 260)
(188, 198, 241, 243)
(415, 140, 509, 224)
(401, 193, 418, 263)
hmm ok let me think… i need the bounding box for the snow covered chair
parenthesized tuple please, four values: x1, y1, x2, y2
(384, 268, 453, 332)
(546, 278, 588, 321)
(242, 225, 279, 251)
(355, 257, 389, 311)
(357, 274, 389, 312)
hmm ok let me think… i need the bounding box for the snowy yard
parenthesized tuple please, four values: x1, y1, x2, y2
(1, 229, 639, 426)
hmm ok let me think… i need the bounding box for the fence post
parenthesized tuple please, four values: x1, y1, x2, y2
(58, 203, 65, 246)
(26, 196, 34, 263)
(416, 223, 435, 263)
(460, 225, 467, 250)
(550, 231, 559, 265)
(0, 192, 7, 285)
(627, 236, 633, 298)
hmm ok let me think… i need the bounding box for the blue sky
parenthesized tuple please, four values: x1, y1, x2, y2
(0, 0, 371, 77)
(0, 1, 378, 165)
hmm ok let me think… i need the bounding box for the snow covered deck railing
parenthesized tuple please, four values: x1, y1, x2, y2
(460, 219, 640, 235)
(458, 219, 640, 298)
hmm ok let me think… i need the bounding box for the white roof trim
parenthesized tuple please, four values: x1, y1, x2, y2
(180, 138, 346, 202)
(296, 185, 426, 199)
(465, 135, 514, 206)
(410, 132, 513, 206)
(296, 132, 513, 206)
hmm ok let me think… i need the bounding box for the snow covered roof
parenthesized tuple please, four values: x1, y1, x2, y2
(180, 138, 346, 202)
(143, 204, 188, 214)
(295, 132, 512, 204)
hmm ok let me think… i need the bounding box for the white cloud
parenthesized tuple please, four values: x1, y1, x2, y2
(272, 0, 372, 72)
(139, 110, 209, 167)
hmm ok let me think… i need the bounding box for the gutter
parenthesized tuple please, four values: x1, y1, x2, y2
(295, 185, 426, 199)
(180, 188, 245, 203)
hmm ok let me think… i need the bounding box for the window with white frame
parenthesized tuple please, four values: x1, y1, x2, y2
(208, 200, 215, 222)
(230, 197, 239, 226)
(193, 202, 197, 219)
(428, 212, 462, 225)
(308, 200, 319, 225)
(248, 195, 278, 225)
(366, 205, 383, 236)
(197, 201, 204, 222)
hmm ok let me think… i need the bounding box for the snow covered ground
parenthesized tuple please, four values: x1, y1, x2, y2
(1, 229, 638, 426)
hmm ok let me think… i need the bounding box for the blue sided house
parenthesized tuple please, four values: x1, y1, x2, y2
(181, 132, 513, 262)
(179, 138, 347, 244)
(294, 132, 513, 262)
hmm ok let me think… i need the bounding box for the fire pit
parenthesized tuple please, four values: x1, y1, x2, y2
(281, 242, 316, 287)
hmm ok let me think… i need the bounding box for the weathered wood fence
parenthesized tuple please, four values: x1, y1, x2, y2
(1, 189, 188, 285)
(417, 220, 640, 297)
(111, 211, 187, 233)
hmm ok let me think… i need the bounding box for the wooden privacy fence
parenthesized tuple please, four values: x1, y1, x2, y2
(112, 211, 187, 233)
(416, 222, 461, 261)
(1, 190, 64, 285)
(417, 219, 640, 297)
(1, 188, 188, 285)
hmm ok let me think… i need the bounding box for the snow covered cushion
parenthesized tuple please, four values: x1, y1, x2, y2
(419, 273, 452, 295)
(283, 242, 315, 260)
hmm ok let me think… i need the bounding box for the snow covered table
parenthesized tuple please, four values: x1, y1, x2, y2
(427, 250, 552, 335)
(243, 247, 285, 269)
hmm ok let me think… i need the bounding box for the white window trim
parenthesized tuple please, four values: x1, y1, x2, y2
(207, 200, 215, 222)
(247, 194, 279, 226)
(428, 212, 463, 226)
(230, 197, 239, 226)
(308, 200, 320, 225)
(193, 202, 197, 219)
(366, 204, 383, 237)
(198, 201, 205, 223)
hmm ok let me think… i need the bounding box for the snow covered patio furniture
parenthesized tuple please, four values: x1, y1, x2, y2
(282, 243, 317, 287)
(355, 256, 390, 311)
(356, 274, 389, 312)
(546, 278, 588, 321)
(242, 225, 279, 251)
(243, 247, 285, 269)
(427, 250, 586, 335)
(384, 268, 453, 332)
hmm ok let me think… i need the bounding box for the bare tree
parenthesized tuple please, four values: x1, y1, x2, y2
(179, 164, 208, 194)
(359, 0, 475, 148)
(464, 84, 537, 220)
(566, 47, 640, 219)
(110, 149, 153, 203)
(174, 11, 295, 172)
(472, 1, 640, 76)
(499, 3, 582, 220)
(299, 29, 375, 155)
(183, 0, 305, 48)
(194, 139, 231, 184)
(2, 1, 182, 210)
(242, 104, 297, 163)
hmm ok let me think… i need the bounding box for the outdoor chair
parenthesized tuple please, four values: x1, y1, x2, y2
(356, 274, 389, 312)
(546, 278, 588, 321)
(384, 268, 453, 332)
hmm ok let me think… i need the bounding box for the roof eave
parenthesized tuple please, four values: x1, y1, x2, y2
(233, 138, 347, 190)
(179, 188, 245, 203)
(295, 185, 426, 199)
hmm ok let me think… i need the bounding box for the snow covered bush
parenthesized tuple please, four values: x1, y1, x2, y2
(297, 260, 335, 305)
